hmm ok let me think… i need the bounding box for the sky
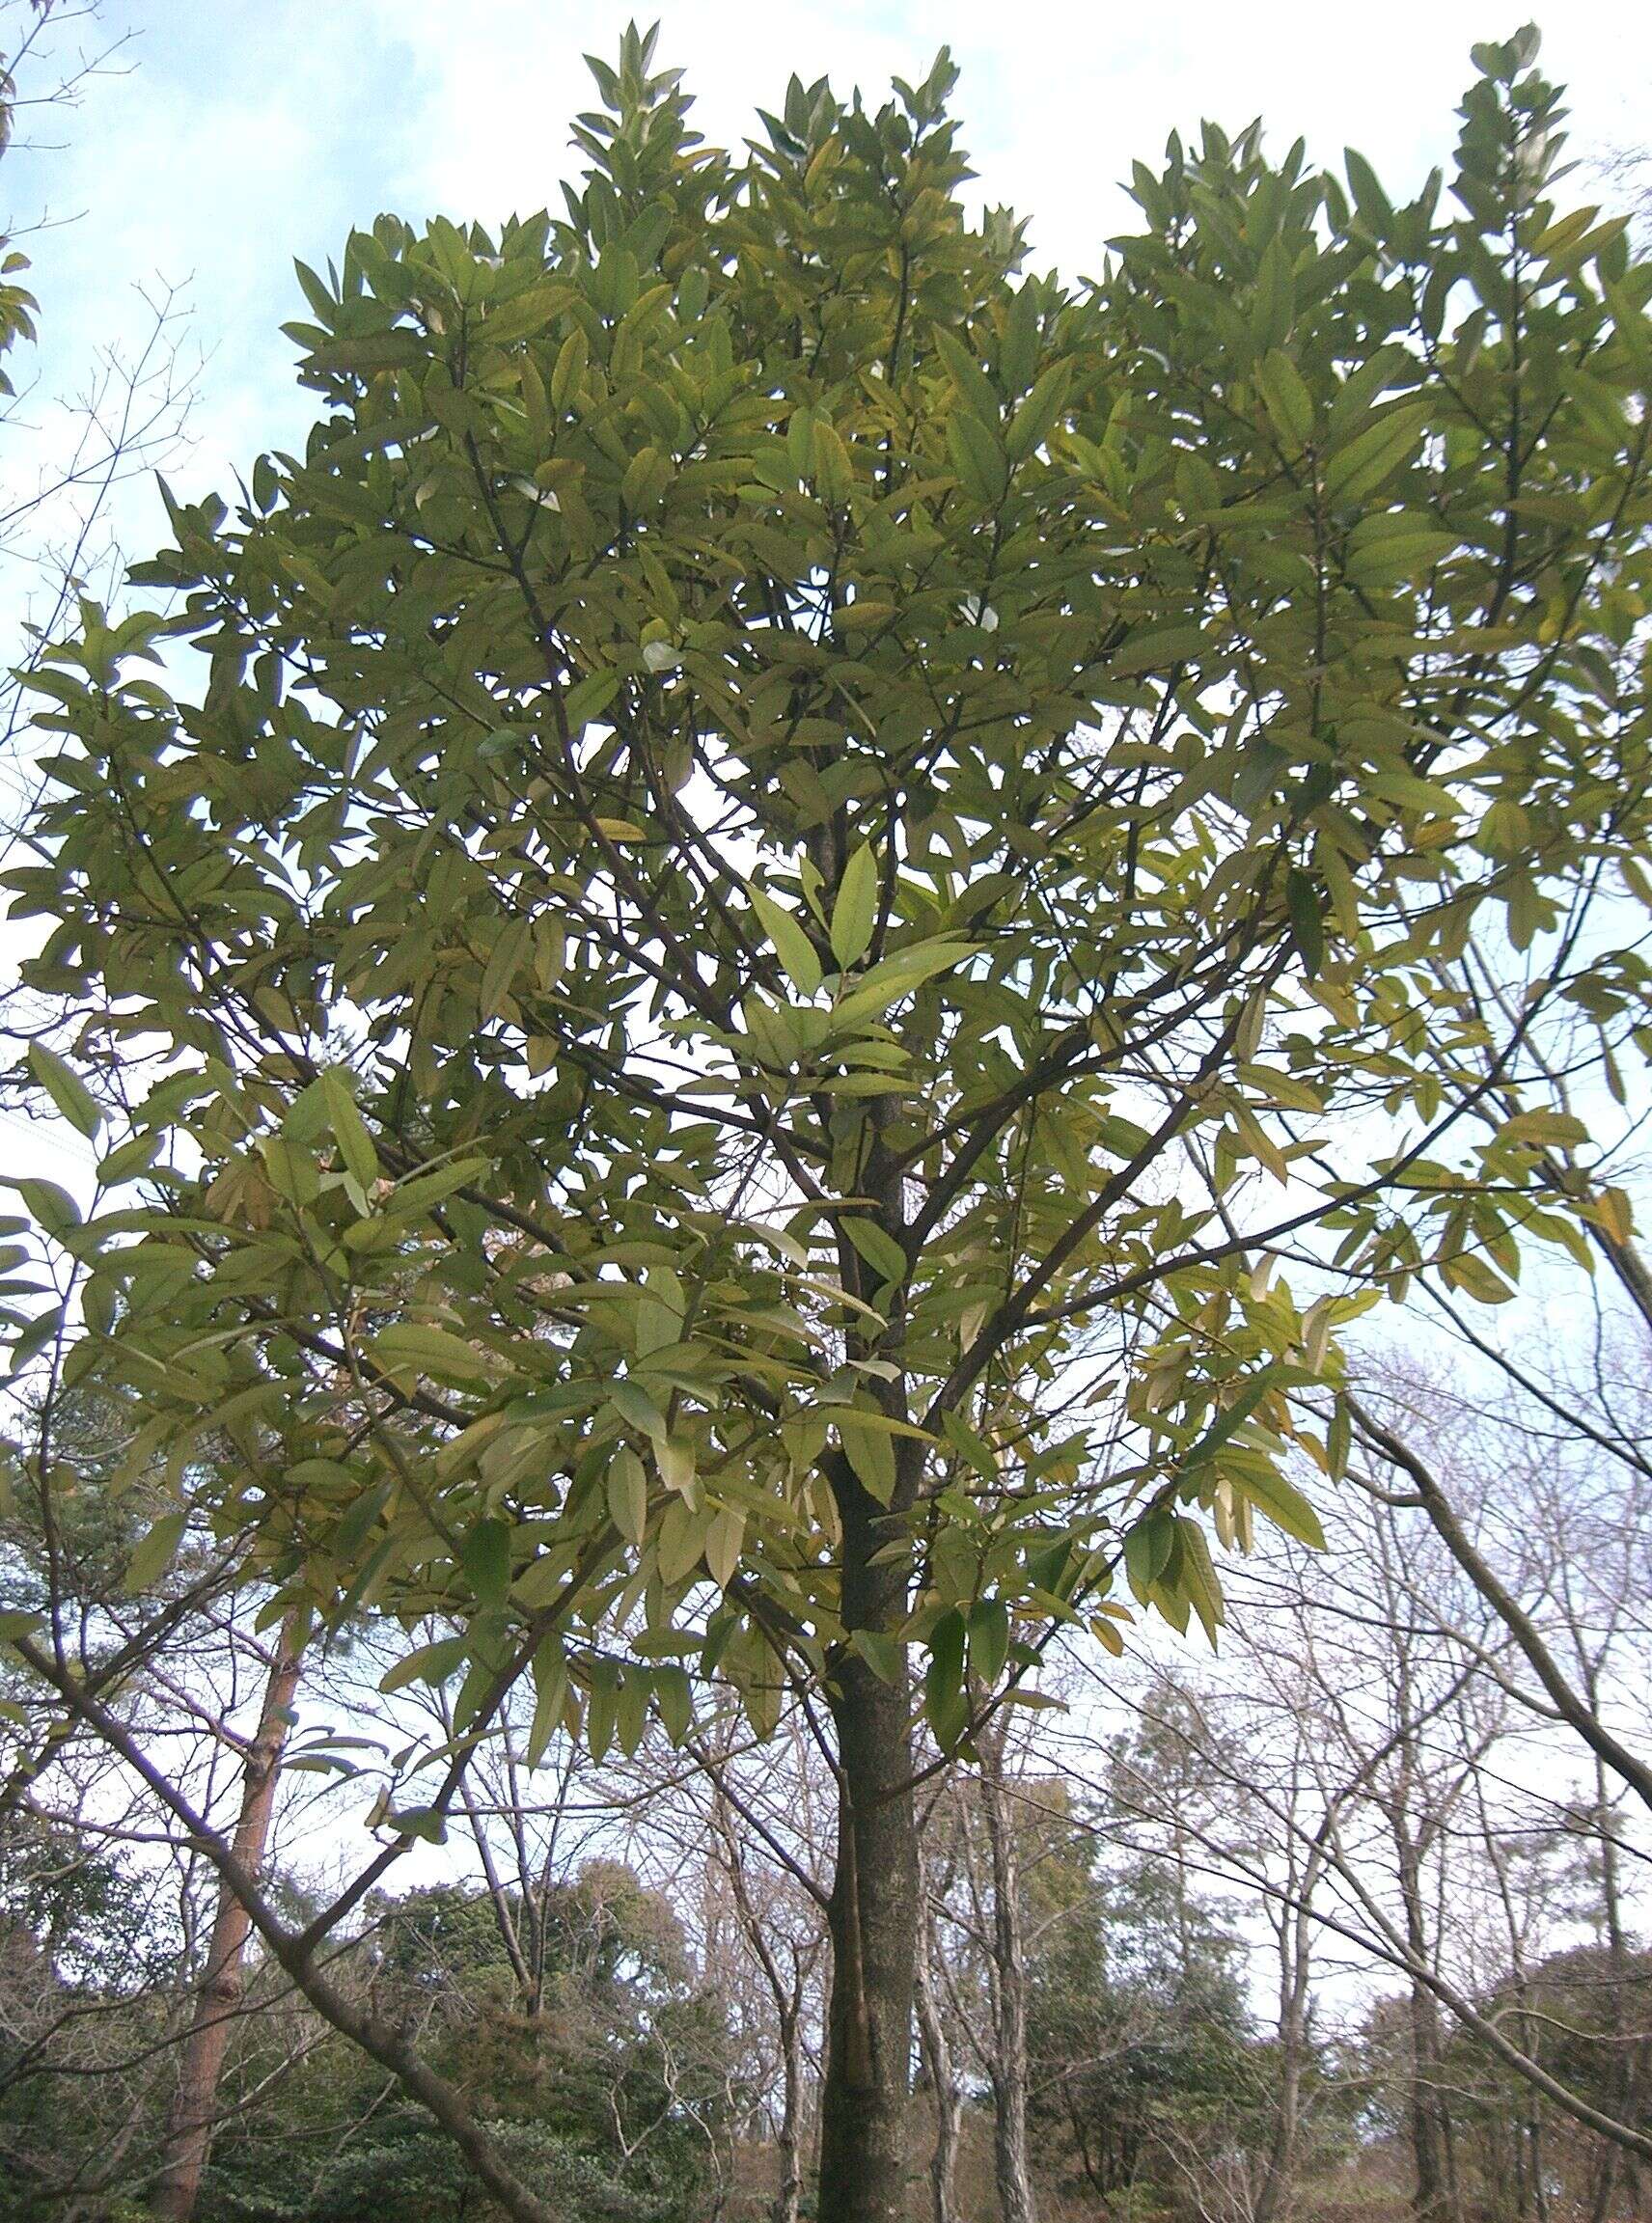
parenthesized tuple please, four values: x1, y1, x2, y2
(9, 0, 1652, 535)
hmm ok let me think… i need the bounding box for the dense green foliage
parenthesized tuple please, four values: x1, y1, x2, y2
(9, 21, 1651, 1762)
(0, 1852, 730, 2223)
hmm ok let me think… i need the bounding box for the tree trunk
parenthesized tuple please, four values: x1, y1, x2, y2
(772, 1999, 807, 2223)
(914, 1858, 960, 2223)
(816, 1453, 919, 2223)
(151, 1612, 305, 2222)
(1396, 1837, 1451, 2223)
(1254, 1871, 1313, 2223)
(979, 1727, 1037, 2223)
(1587, 1748, 1641, 2223)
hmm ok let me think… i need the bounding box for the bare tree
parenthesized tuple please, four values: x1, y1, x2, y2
(150, 1607, 306, 2223)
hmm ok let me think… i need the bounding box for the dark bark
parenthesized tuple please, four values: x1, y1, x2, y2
(816, 1455, 919, 2223)
(151, 1612, 305, 2223)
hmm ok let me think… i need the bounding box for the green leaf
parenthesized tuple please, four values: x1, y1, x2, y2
(606, 1445, 648, 1544)
(946, 410, 1008, 504)
(850, 1630, 905, 1685)
(749, 884, 823, 997)
(704, 1505, 744, 1589)
(931, 326, 1001, 425)
(610, 1380, 667, 1441)
(840, 1411, 897, 1505)
(1441, 1252, 1516, 1304)
(320, 1067, 379, 1188)
(1122, 1508, 1172, 1597)
(379, 1635, 469, 1693)
(1322, 403, 1427, 505)
(653, 1662, 692, 1744)
(552, 325, 589, 411)
(564, 668, 621, 727)
(924, 1607, 969, 1747)
(656, 1497, 709, 1585)
(372, 1323, 491, 1381)
(1180, 1375, 1275, 1472)
(1240, 1468, 1327, 1551)
(1254, 350, 1314, 452)
(812, 422, 854, 504)
(481, 917, 533, 1017)
(375, 1158, 489, 1227)
(28, 1044, 101, 1139)
(968, 1597, 1010, 1688)
(527, 1640, 568, 1766)
(124, 1507, 187, 1595)
(1286, 870, 1325, 975)
(832, 939, 975, 1029)
(1175, 1516, 1225, 1645)
(459, 1518, 511, 1607)
(1005, 360, 1072, 462)
(830, 844, 879, 970)
(9, 1178, 81, 1238)
(842, 1216, 907, 1288)
(1343, 147, 1392, 231)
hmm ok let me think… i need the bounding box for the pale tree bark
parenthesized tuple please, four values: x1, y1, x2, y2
(1395, 1828, 1455, 2223)
(771, 1985, 808, 2223)
(913, 1837, 961, 2223)
(21, 1625, 563, 2223)
(151, 1608, 306, 2223)
(704, 1776, 819, 2223)
(977, 1721, 1037, 2223)
(1253, 1743, 1319, 2223)
(1583, 1743, 1643, 2223)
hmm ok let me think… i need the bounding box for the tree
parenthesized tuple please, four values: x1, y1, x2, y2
(7, 20, 1652, 2217)
(1022, 1781, 1263, 2218)
(150, 1608, 306, 2223)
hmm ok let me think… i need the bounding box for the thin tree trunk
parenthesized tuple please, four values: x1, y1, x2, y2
(772, 1997, 807, 2223)
(816, 1450, 920, 2223)
(978, 1726, 1037, 2223)
(1254, 1865, 1314, 2223)
(1587, 1745, 1640, 2223)
(1396, 1835, 1451, 2223)
(151, 1611, 305, 2223)
(914, 1857, 961, 2223)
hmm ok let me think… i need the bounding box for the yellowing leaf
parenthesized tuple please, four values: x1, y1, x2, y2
(1591, 1186, 1637, 1246)
(704, 1505, 745, 1588)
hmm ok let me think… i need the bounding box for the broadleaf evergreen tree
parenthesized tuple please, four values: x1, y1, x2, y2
(7, 22, 1652, 2216)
